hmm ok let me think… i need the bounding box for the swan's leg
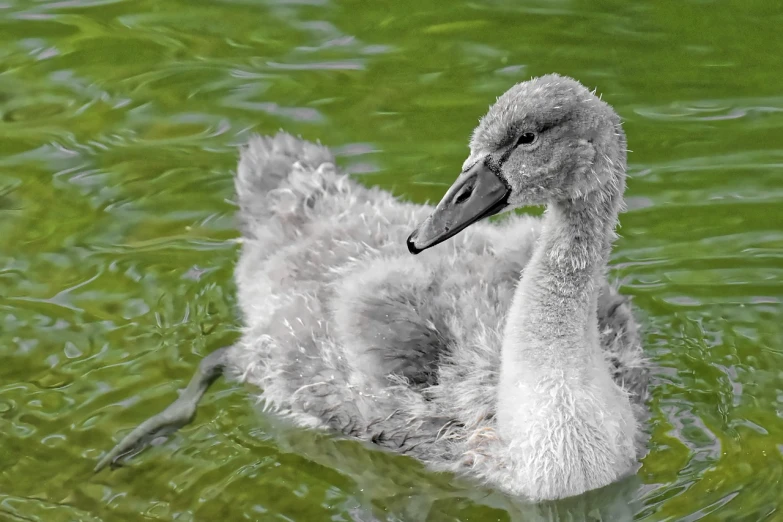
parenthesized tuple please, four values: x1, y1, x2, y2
(94, 346, 230, 472)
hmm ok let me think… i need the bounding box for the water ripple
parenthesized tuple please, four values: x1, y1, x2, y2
(1, 0, 783, 521)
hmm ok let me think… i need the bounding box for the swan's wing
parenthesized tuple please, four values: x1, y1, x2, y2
(332, 255, 453, 389)
(597, 285, 649, 407)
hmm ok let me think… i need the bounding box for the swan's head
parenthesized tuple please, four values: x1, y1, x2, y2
(407, 73, 626, 254)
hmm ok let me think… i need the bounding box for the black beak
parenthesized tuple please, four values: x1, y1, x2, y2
(407, 158, 510, 254)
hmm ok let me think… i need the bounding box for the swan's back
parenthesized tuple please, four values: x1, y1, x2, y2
(226, 132, 648, 463)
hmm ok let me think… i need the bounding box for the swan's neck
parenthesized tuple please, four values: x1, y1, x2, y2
(495, 169, 637, 499)
(501, 183, 621, 373)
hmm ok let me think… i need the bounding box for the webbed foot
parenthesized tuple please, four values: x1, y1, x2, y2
(94, 346, 230, 472)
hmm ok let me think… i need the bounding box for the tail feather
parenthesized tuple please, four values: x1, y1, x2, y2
(236, 132, 334, 199)
(235, 132, 336, 237)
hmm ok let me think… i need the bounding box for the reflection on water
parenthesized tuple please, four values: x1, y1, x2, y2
(1, 0, 782, 520)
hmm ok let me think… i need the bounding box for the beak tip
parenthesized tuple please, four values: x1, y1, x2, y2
(406, 231, 423, 255)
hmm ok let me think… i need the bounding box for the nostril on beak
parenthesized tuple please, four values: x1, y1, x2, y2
(455, 185, 473, 204)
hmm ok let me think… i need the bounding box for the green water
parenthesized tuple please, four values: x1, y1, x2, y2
(1, 0, 782, 520)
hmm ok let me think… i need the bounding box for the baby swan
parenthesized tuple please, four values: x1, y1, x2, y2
(96, 74, 648, 501)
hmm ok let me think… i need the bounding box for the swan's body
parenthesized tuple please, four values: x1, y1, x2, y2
(98, 74, 649, 501)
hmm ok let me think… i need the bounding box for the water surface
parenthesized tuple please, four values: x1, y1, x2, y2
(1, 0, 782, 520)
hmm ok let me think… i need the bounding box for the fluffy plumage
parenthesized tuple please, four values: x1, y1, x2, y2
(98, 74, 649, 502)
(226, 75, 648, 500)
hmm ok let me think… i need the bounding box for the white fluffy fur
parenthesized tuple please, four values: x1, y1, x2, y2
(225, 75, 649, 501)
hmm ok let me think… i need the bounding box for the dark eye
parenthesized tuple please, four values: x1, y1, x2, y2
(516, 132, 536, 146)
